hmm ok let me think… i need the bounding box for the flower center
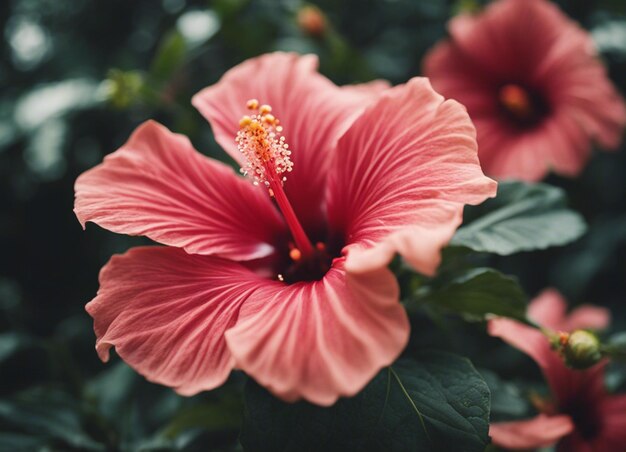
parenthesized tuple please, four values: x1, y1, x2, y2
(236, 99, 316, 263)
(498, 84, 548, 126)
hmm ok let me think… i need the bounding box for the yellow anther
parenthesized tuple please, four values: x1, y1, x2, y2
(239, 115, 252, 128)
(246, 99, 259, 110)
(236, 101, 293, 187)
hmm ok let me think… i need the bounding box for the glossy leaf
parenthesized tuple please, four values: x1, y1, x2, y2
(422, 268, 527, 321)
(480, 369, 530, 422)
(452, 181, 587, 255)
(241, 352, 490, 452)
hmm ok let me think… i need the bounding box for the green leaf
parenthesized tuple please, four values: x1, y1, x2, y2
(480, 369, 529, 422)
(150, 31, 187, 83)
(422, 268, 527, 321)
(0, 333, 34, 363)
(452, 181, 587, 255)
(0, 433, 47, 451)
(240, 352, 490, 452)
(0, 389, 104, 451)
(602, 332, 626, 360)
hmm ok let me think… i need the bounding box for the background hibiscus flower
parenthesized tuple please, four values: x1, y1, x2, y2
(424, 0, 626, 181)
(489, 289, 626, 451)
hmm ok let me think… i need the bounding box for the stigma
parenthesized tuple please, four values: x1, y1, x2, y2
(499, 84, 533, 120)
(236, 100, 293, 188)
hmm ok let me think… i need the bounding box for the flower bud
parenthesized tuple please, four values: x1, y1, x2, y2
(105, 69, 144, 109)
(563, 330, 603, 369)
(297, 6, 326, 37)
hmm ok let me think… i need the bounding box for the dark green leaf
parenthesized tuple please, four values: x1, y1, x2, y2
(150, 31, 187, 83)
(85, 361, 138, 419)
(452, 181, 587, 255)
(0, 433, 47, 451)
(602, 332, 626, 360)
(480, 369, 529, 422)
(0, 333, 34, 363)
(422, 268, 527, 321)
(0, 389, 103, 451)
(240, 352, 490, 452)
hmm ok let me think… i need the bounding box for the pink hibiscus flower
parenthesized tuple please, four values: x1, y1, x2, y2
(423, 0, 626, 181)
(75, 52, 496, 405)
(489, 289, 626, 450)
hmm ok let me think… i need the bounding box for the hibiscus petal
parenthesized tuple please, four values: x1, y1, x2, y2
(490, 414, 574, 449)
(447, 0, 567, 81)
(344, 219, 461, 277)
(597, 395, 626, 448)
(86, 246, 265, 395)
(423, 41, 500, 118)
(224, 263, 409, 406)
(565, 305, 610, 332)
(528, 289, 610, 332)
(488, 318, 555, 370)
(528, 288, 569, 330)
(327, 77, 496, 275)
(472, 114, 592, 181)
(75, 120, 285, 260)
(192, 52, 387, 233)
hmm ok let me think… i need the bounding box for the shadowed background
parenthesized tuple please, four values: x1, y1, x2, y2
(0, 0, 625, 450)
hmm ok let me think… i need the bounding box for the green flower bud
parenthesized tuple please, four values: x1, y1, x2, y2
(105, 69, 144, 109)
(563, 330, 603, 370)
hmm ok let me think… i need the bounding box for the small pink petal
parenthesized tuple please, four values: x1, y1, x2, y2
(86, 246, 266, 396)
(74, 120, 285, 260)
(192, 52, 386, 234)
(488, 318, 555, 371)
(490, 414, 574, 449)
(528, 288, 611, 332)
(565, 304, 611, 332)
(327, 77, 496, 273)
(225, 264, 409, 406)
(528, 288, 569, 330)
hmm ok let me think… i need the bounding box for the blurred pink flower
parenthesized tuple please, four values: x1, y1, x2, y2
(75, 52, 495, 405)
(424, 0, 626, 181)
(489, 289, 626, 450)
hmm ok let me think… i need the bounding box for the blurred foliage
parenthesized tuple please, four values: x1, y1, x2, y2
(1, 0, 626, 450)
